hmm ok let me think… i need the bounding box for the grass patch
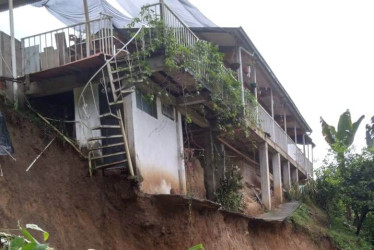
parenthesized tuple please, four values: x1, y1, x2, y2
(289, 202, 372, 250)
(328, 218, 372, 250)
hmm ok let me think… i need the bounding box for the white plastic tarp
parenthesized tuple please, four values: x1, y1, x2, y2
(33, 0, 216, 28)
(33, 0, 133, 28)
(115, 0, 216, 27)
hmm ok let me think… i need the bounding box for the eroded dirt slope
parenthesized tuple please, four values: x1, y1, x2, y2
(0, 108, 334, 249)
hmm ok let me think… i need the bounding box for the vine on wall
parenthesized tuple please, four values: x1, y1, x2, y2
(127, 5, 258, 134)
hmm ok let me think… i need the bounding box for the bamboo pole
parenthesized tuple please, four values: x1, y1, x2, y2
(0, 145, 16, 161)
(117, 110, 134, 177)
(217, 137, 259, 167)
(25, 99, 86, 158)
(26, 137, 56, 172)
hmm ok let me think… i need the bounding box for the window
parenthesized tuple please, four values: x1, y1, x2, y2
(136, 90, 157, 118)
(161, 103, 175, 120)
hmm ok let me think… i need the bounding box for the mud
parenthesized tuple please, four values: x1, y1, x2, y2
(0, 108, 334, 250)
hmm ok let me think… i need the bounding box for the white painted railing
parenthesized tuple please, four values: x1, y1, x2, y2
(21, 16, 113, 74)
(144, 3, 199, 48)
(257, 104, 313, 176)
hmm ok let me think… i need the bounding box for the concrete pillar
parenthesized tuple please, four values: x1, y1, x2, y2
(9, 0, 18, 108)
(176, 112, 186, 194)
(254, 65, 259, 124)
(291, 166, 299, 185)
(203, 130, 216, 200)
(270, 89, 275, 136)
(282, 161, 291, 190)
(237, 46, 244, 105)
(259, 142, 271, 210)
(272, 152, 282, 203)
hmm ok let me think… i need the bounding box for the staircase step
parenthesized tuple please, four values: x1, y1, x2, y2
(110, 56, 140, 64)
(114, 86, 135, 94)
(95, 159, 128, 170)
(113, 75, 131, 83)
(104, 165, 127, 171)
(112, 74, 144, 83)
(99, 113, 120, 119)
(91, 151, 126, 160)
(111, 64, 141, 73)
(91, 125, 121, 130)
(88, 142, 125, 151)
(108, 100, 124, 106)
(112, 65, 140, 74)
(88, 134, 123, 141)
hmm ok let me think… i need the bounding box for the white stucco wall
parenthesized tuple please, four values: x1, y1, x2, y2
(73, 84, 101, 149)
(123, 92, 186, 195)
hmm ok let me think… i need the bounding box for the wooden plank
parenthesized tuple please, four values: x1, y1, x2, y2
(176, 93, 209, 106)
(178, 106, 210, 128)
(217, 137, 259, 167)
(24, 45, 40, 74)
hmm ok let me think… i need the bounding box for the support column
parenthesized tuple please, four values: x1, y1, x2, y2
(203, 130, 216, 200)
(270, 89, 275, 136)
(291, 166, 299, 185)
(259, 142, 271, 210)
(254, 65, 259, 124)
(9, 0, 17, 108)
(272, 152, 282, 203)
(282, 161, 291, 190)
(237, 46, 244, 104)
(176, 112, 186, 194)
(302, 133, 306, 166)
(83, 0, 91, 57)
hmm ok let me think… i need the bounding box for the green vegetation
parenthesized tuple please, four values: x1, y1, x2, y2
(290, 202, 372, 250)
(187, 243, 205, 250)
(286, 110, 373, 249)
(128, 5, 257, 134)
(0, 224, 52, 250)
(321, 109, 365, 166)
(216, 166, 244, 211)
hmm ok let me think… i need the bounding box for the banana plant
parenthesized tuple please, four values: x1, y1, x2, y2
(320, 109, 364, 165)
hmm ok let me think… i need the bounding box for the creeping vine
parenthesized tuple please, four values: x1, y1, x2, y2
(127, 5, 258, 135)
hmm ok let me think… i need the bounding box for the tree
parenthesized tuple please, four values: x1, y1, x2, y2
(320, 110, 365, 222)
(365, 116, 374, 148)
(320, 109, 365, 166)
(342, 150, 374, 235)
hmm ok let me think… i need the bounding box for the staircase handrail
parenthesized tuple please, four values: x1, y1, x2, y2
(77, 25, 146, 120)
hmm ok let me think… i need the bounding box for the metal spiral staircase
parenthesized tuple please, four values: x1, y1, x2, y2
(77, 2, 201, 177)
(77, 27, 146, 176)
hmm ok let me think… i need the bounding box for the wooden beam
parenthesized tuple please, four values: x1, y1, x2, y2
(178, 107, 210, 128)
(176, 93, 209, 106)
(217, 137, 259, 167)
(137, 80, 210, 128)
(25, 74, 89, 97)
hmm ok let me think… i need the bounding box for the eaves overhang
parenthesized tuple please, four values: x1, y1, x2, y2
(191, 26, 313, 133)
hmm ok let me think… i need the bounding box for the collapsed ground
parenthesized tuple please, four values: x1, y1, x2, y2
(0, 106, 336, 249)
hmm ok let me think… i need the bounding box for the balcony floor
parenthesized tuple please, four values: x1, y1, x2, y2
(20, 53, 106, 82)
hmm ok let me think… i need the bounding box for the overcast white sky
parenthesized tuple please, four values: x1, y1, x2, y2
(0, 0, 373, 167)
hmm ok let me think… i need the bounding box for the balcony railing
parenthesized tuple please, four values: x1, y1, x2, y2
(257, 104, 313, 177)
(21, 16, 113, 75)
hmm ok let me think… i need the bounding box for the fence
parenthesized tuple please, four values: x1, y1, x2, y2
(21, 16, 113, 74)
(257, 104, 313, 176)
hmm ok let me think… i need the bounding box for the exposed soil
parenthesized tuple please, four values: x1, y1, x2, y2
(0, 107, 334, 249)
